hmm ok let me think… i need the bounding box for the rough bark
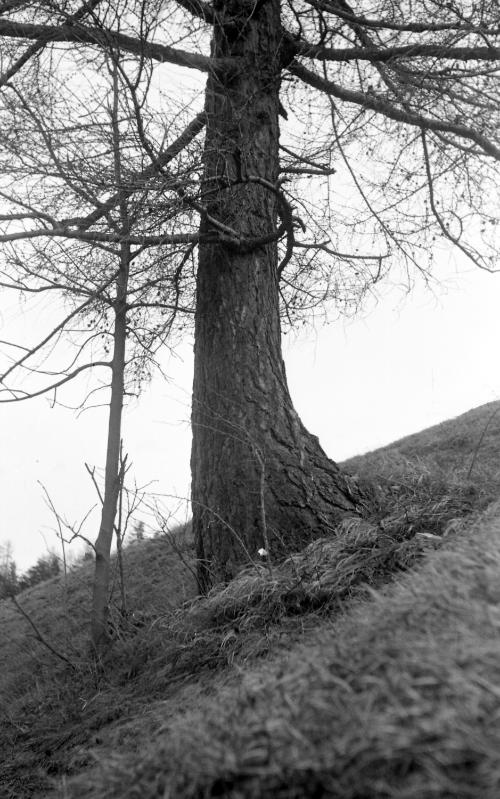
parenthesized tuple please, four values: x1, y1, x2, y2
(191, 0, 367, 592)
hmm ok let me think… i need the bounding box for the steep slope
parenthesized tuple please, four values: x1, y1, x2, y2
(344, 399, 500, 479)
(67, 501, 500, 799)
(0, 531, 197, 782)
(2, 400, 500, 798)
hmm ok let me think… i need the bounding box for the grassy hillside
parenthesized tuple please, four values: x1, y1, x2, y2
(344, 399, 500, 480)
(2, 400, 500, 798)
(68, 502, 500, 799)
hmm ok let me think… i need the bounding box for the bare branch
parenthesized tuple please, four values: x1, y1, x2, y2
(303, 0, 500, 34)
(0, 19, 229, 73)
(61, 112, 207, 230)
(9, 594, 77, 670)
(0, 0, 105, 86)
(0, 226, 199, 246)
(420, 130, 495, 272)
(0, 361, 110, 403)
(0, 271, 118, 383)
(289, 61, 500, 161)
(85, 463, 104, 505)
(291, 37, 500, 64)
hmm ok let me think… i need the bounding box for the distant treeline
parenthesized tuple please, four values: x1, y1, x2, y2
(0, 551, 61, 599)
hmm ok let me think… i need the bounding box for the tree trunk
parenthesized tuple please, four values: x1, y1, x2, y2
(90, 267, 128, 652)
(191, 0, 366, 591)
(90, 66, 130, 654)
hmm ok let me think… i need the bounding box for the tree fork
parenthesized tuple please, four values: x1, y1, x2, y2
(191, 0, 369, 591)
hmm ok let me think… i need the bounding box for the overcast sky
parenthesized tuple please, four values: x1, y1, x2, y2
(2, 251, 500, 573)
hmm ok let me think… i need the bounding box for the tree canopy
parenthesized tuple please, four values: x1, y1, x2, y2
(1, 1, 497, 286)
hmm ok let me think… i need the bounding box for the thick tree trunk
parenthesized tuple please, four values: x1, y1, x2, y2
(192, 0, 366, 591)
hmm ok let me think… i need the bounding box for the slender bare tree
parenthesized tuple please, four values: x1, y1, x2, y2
(0, 35, 198, 649)
(0, 0, 498, 591)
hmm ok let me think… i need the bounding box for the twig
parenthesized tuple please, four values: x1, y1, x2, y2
(10, 594, 77, 670)
(39, 480, 97, 552)
(85, 462, 104, 504)
(152, 504, 199, 583)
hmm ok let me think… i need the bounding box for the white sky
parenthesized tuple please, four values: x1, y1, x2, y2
(2, 253, 500, 572)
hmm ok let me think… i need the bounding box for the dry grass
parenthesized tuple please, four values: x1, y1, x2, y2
(2, 400, 500, 797)
(65, 502, 500, 799)
(0, 531, 196, 797)
(100, 515, 439, 697)
(344, 399, 500, 489)
(0, 529, 196, 689)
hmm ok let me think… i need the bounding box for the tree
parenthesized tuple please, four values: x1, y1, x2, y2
(0, 27, 198, 648)
(17, 551, 60, 592)
(0, 541, 17, 598)
(0, 0, 498, 590)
